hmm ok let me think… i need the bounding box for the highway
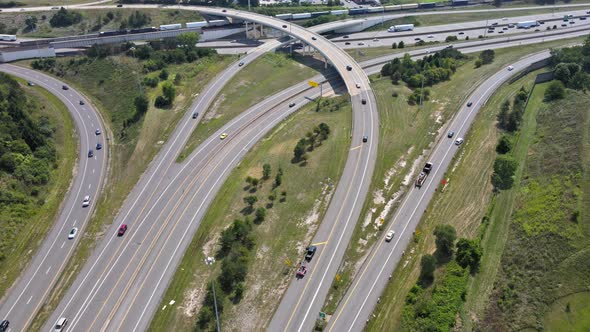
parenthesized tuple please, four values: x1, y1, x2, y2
(327, 50, 553, 332)
(0, 3, 584, 331)
(0, 65, 107, 330)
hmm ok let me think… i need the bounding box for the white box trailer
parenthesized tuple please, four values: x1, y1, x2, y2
(186, 21, 208, 28)
(292, 12, 312, 19)
(275, 13, 292, 20)
(207, 20, 228, 27)
(388, 24, 414, 32)
(0, 34, 17, 41)
(330, 10, 348, 15)
(516, 20, 539, 28)
(159, 23, 182, 31)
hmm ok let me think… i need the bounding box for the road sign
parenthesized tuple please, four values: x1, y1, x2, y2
(285, 258, 292, 266)
(319, 312, 326, 318)
(308, 80, 319, 87)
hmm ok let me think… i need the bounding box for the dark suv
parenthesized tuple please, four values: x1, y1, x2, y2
(0, 320, 9, 332)
(305, 246, 317, 261)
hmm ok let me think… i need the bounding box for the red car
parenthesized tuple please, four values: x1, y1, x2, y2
(118, 224, 128, 236)
(296, 263, 307, 279)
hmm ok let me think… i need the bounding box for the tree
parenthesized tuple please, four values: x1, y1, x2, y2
(162, 82, 176, 104)
(391, 71, 401, 84)
(433, 224, 456, 257)
(262, 163, 271, 180)
(318, 123, 331, 140)
(24, 16, 38, 32)
(245, 176, 253, 186)
(293, 138, 307, 161)
(243, 195, 258, 208)
(544, 80, 566, 101)
(491, 155, 517, 190)
(496, 135, 512, 154)
(134, 95, 149, 117)
(274, 172, 282, 188)
(497, 100, 510, 129)
(419, 254, 437, 282)
(554, 63, 572, 84)
(445, 35, 458, 42)
(49, 7, 82, 27)
(391, 42, 398, 49)
(398, 41, 405, 48)
(173, 73, 182, 85)
(568, 71, 590, 91)
(456, 238, 482, 272)
(234, 282, 245, 303)
(479, 49, 495, 65)
(159, 69, 169, 80)
(176, 32, 200, 50)
(255, 207, 266, 223)
(251, 178, 259, 187)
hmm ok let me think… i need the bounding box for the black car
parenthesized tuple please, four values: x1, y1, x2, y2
(458, 32, 464, 35)
(289, 102, 296, 107)
(361, 99, 366, 105)
(62, 85, 69, 90)
(116, 4, 123, 7)
(79, 100, 85, 105)
(311, 36, 317, 40)
(222, 9, 227, 12)
(346, 65, 352, 71)
(448, 131, 455, 138)
(0, 320, 9, 332)
(345, 42, 351, 45)
(362, 135, 368, 143)
(96, 143, 102, 150)
(305, 246, 317, 261)
(467, 102, 473, 107)
(192, 112, 198, 119)
(88, 150, 94, 158)
(343, 35, 349, 39)
(27, 81, 35, 86)
(282, 24, 287, 28)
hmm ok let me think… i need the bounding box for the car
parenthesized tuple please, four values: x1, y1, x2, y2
(305, 246, 317, 261)
(27, 81, 35, 86)
(346, 65, 352, 71)
(358, 42, 365, 46)
(296, 264, 307, 279)
(88, 150, 94, 158)
(311, 36, 317, 40)
(458, 32, 465, 35)
(220, 133, 228, 140)
(570, 21, 575, 24)
(587, 10, 590, 14)
(238, 62, 244, 67)
(356, 83, 361, 88)
(116, 4, 123, 7)
(62, 85, 69, 90)
(385, 230, 395, 242)
(455, 137, 464, 145)
(445, 44, 454, 49)
(68, 228, 78, 240)
(467, 101, 473, 107)
(499, 30, 504, 34)
(534, 29, 540, 32)
(192, 112, 198, 119)
(289, 102, 296, 107)
(343, 35, 349, 39)
(118, 224, 128, 236)
(1, 320, 9, 332)
(539, 20, 545, 24)
(581, 17, 587, 20)
(79, 100, 85, 105)
(491, 22, 498, 26)
(503, 27, 508, 30)
(508, 24, 514, 28)
(54, 317, 68, 331)
(561, 23, 568, 27)
(222, 9, 227, 12)
(96, 143, 102, 150)
(51, 6, 59, 9)
(282, 24, 287, 28)
(361, 99, 366, 105)
(487, 30, 494, 33)
(95, 129, 101, 135)
(362, 135, 368, 143)
(427, 34, 434, 38)
(82, 195, 90, 207)
(344, 42, 351, 45)
(502, 17, 508, 20)
(507, 65, 514, 71)
(414, 37, 421, 41)
(447, 131, 454, 138)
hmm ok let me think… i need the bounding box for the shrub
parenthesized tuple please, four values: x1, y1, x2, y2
(49, 7, 82, 27)
(544, 80, 566, 101)
(491, 155, 517, 190)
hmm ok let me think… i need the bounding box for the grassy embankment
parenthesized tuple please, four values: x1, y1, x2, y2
(320, 38, 583, 317)
(177, 52, 320, 162)
(23, 53, 235, 330)
(480, 87, 590, 331)
(0, 8, 202, 37)
(150, 97, 352, 332)
(0, 77, 76, 299)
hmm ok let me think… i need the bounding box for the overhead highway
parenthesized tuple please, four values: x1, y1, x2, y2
(0, 64, 107, 331)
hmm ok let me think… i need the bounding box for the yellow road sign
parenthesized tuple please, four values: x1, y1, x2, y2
(308, 80, 319, 87)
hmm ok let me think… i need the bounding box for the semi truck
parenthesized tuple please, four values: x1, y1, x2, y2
(516, 20, 539, 29)
(415, 162, 433, 188)
(387, 24, 414, 32)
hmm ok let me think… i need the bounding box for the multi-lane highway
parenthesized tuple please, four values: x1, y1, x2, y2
(0, 65, 107, 330)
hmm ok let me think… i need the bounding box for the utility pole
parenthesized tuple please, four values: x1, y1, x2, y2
(212, 280, 221, 332)
(419, 50, 429, 109)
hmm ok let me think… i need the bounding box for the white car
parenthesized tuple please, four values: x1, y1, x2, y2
(455, 137, 464, 145)
(427, 35, 434, 38)
(82, 195, 90, 207)
(356, 83, 361, 88)
(54, 317, 68, 331)
(68, 228, 78, 240)
(385, 230, 395, 242)
(507, 65, 514, 71)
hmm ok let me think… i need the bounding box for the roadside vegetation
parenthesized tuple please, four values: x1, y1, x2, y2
(177, 52, 320, 162)
(150, 97, 351, 332)
(0, 8, 203, 37)
(23, 37, 235, 329)
(0, 74, 76, 299)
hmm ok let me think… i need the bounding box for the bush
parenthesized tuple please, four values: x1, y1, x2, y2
(456, 238, 482, 272)
(159, 68, 169, 80)
(434, 224, 456, 257)
(445, 35, 458, 42)
(142, 76, 159, 88)
(479, 49, 495, 65)
(496, 135, 513, 154)
(544, 80, 566, 101)
(392, 42, 398, 49)
(398, 41, 405, 48)
(49, 7, 82, 27)
(419, 254, 437, 282)
(491, 155, 517, 190)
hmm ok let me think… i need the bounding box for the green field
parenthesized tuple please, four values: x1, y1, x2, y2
(0, 8, 202, 37)
(22, 54, 235, 330)
(177, 52, 320, 162)
(0, 76, 76, 300)
(150, 97, 351, 332)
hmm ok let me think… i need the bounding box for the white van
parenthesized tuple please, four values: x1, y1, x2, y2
(54, 317, 68, 331)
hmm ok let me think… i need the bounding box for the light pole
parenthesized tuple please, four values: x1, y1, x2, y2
(484, 18, 488, 38)
(205, 257, 220, 332)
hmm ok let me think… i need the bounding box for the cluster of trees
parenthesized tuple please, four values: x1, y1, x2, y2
(24, 16, 38, 32)
(292, 123, 331, 163)
(154, 81, 176, 108)
(546, 35, 590, 97)
(0, 74, 57, 261)
(0, 22, 18, 35)
(121, 10, 151, 29)
(91, 11, 117, 31)
(49, 7, 82, 28)
(380, 49, 466, 104)
(497, 86, 529, 132)
(391, 41, 405, 49)
(476, 49, 495, 67)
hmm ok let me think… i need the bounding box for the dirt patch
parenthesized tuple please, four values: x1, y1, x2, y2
(181, 285, 206, 318)
(204, 94, 226, 122)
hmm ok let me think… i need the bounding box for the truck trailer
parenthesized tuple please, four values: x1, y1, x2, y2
(0, 34, 17, 41)
(415, 162, 433, 188)
(516, 20, 539, 29)
(388, 24, 414, 32)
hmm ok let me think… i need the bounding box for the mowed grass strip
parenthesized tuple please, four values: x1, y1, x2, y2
(365, 70, 540, 331)
(0, 78, 76, 298)
(150, 97, 351, 332)
(177, 52, 319, 162)
(25, 54, 234, 330)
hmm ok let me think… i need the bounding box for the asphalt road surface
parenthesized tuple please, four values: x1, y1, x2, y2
(0, 65, 107, 331)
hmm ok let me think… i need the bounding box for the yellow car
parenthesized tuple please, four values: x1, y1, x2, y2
(220, 133, 228, 140)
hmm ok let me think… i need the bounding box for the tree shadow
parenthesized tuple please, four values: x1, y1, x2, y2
(240, 206, 253, 215)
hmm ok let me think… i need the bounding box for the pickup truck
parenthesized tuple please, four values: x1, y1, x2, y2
(415, 162, 433, 188)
